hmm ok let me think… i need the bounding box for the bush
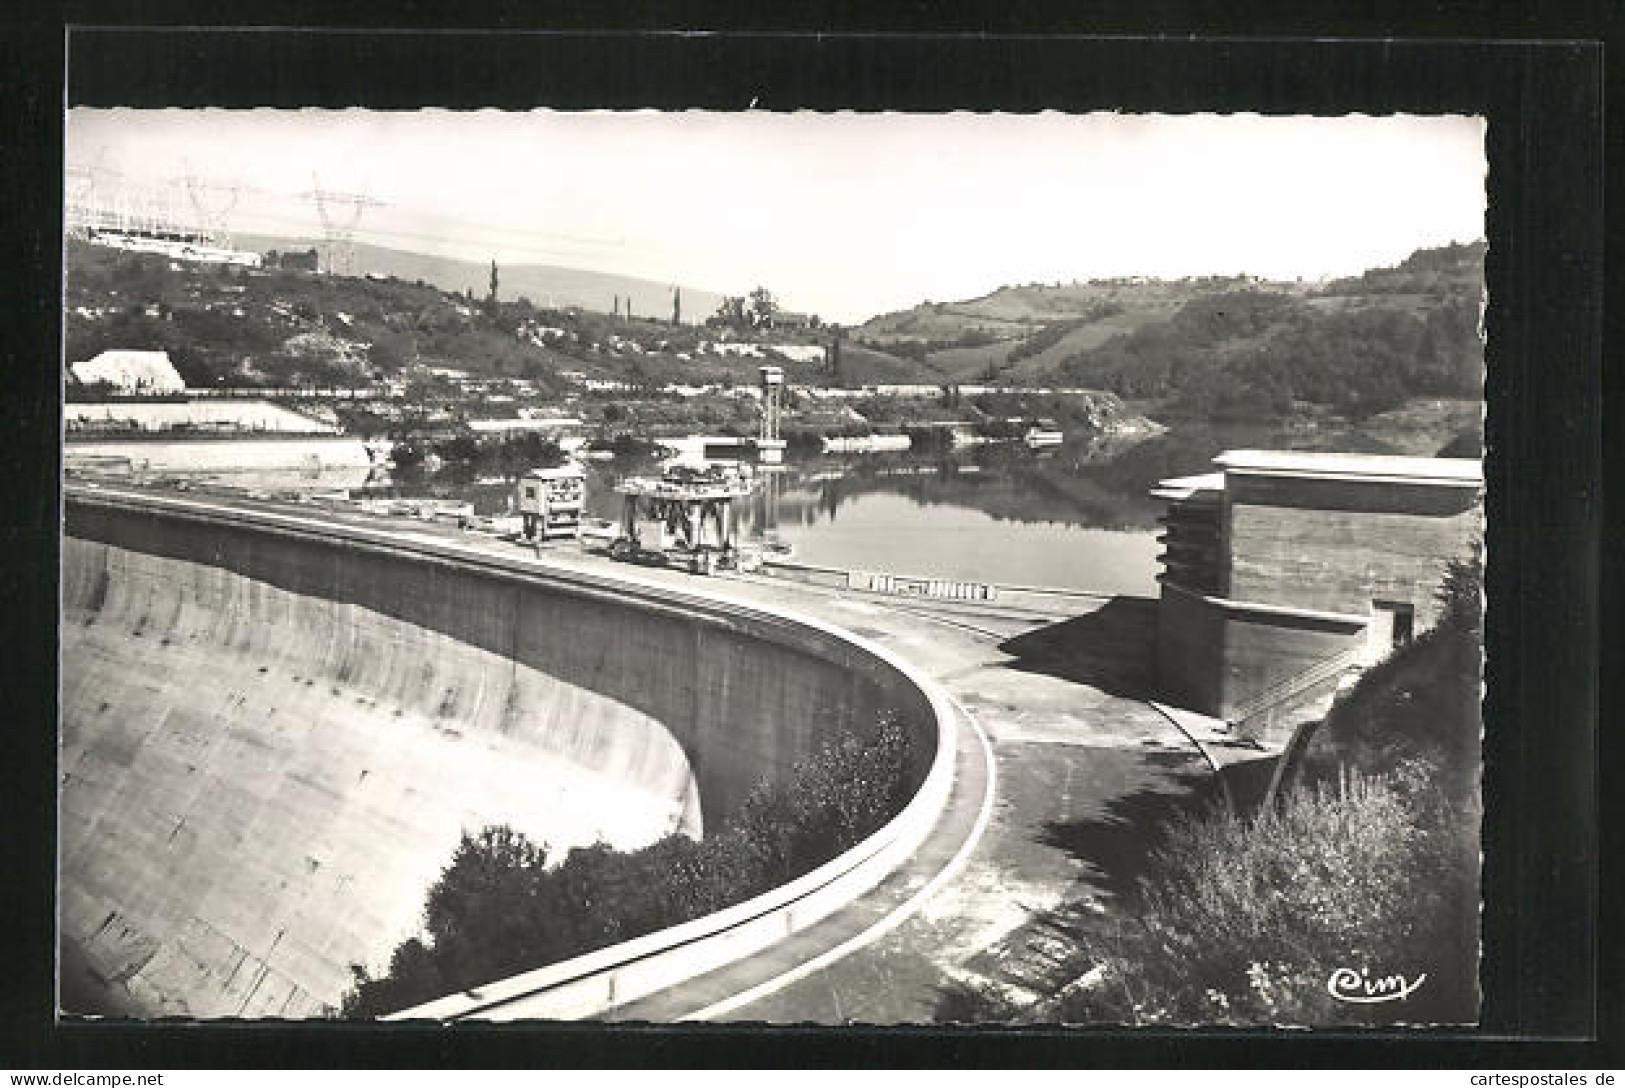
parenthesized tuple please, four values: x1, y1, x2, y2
(1294, 552, 1482, 803)
(342, 712, 915, 1017)
(385, 429, 566, 478)
(1021, 767, 1479, 1026)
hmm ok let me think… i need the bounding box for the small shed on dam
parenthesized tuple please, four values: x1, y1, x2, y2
(1151, 449, 1483, 740)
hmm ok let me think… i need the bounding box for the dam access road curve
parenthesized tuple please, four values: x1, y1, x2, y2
(60, 488, 952, 1018)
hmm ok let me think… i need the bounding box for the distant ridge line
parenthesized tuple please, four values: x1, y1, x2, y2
(233, 232, 728, 319)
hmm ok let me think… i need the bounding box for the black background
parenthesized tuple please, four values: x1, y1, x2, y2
(1, 5, 1612, 1070)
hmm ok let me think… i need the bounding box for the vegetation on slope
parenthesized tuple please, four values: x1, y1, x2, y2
(64, 240, 580, 392)
(848, 243, 1482, 416)
(1292, 553, 1483, 803)
(826, 341, 948, 386)
(63, 239, 835, 394)
(1041, 241, 1485, 420)
(855, 280, 1250, 383)
(341, 713, 914, 1017)
(937, 553, 1482, 1026)
(932, 765, 1476, 1026)
(855, 276, 1263, 345)
(1002, 302, 1127, 366)
(66, 237, 1485, 430)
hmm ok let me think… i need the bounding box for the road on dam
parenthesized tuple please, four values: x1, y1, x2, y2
(60, 483, 1243, 1023)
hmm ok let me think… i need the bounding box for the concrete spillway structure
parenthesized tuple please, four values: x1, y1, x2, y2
(60, 492, 947, 1018)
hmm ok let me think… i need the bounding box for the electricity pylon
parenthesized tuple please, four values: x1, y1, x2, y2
(302, 174, 382, 276)
(185, 166, 241, 248)
(65, 166, 97, 238)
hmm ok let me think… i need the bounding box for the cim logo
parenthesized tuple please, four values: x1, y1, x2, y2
(1326, 966, 1427, 1004)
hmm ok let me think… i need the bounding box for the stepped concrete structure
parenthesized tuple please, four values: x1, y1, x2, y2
(1152, 450, 1483, 741)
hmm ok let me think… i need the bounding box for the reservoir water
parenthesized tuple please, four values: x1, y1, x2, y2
(64, 421, 1427, 598)
(777, 497, 1159, 595)
(741, 453, 1165, 595)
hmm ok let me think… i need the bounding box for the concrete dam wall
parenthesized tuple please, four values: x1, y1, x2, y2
(60, 494, 940, 1018)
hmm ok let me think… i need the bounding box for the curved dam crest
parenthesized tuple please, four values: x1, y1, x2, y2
(59, 496, 938, 1018)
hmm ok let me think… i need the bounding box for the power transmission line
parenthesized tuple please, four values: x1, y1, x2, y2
(64, 160, 703, 296)
(302, 174, 384, 276)
(184, 164, 241, 248)
(65, 158, 630, 262)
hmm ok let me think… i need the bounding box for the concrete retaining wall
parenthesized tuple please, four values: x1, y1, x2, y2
(1155, 582, 1229, 713)
(60, 492, 947, 1019)
(1157, 581, 1367, 731)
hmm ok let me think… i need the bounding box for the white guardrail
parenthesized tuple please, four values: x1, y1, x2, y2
(760, 557, 1136, 606)
(65, 485, 960, 1022)
(845, 569, 998, 602)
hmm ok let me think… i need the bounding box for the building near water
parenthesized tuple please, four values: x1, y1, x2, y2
(86, 230, 263, 268)
(1152, 450, 1483, 740)
(69, 349, 187, 396)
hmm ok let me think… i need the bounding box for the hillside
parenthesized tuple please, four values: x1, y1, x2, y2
(234, 234, 727, 321)
(63, 234, 1487, 431)
(829, 342, 946, 385)
(66, 239, 565, 391)
(849, 242, 1484, 421)
(857, 276, 1274, 335)
(62, 238, 852, 399)
(1041, 241, 1485, 419)
(854, 275, 1308, 384)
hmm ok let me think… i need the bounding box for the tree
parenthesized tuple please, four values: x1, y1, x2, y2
(747, 286, 778, 329)
(710, 295, 747, 329)
(486, 259, 500, 316)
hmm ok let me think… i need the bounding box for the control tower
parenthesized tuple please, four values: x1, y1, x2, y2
(758, 365, 786, 466)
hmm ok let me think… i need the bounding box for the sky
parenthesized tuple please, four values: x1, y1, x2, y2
(66, 109, 1487, 325)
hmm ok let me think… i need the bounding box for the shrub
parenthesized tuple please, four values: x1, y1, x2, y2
(385, 430, 566, 478)
(1295, 550, 1483, 803)
(1030, 767, 1478, 1026)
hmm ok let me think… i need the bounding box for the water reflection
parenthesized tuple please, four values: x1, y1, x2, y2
(71, 420, 1413, 596)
